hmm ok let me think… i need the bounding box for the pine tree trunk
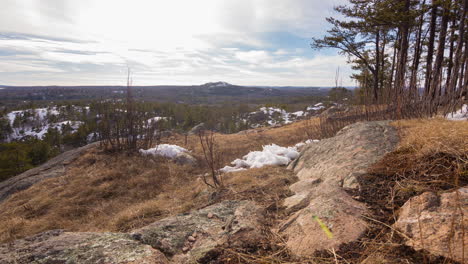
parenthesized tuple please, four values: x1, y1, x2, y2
(445, 16, 457, 94)
(409, 0, 426, 98)
(429, 0, 451, 102)
(448, 0, 467, 97)
(460, 33, 468, 97)
(389, 30, 400, 98)
(394, 0, 411, 98)
(374, 29, 380, 101)
(380, 32, 387, 91)
(424, 1, 439, 96)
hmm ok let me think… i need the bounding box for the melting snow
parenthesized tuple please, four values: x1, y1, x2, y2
(6, 108, 60, 126)
(147, 117, 168, 123)
(250, 104, 327, 127)
(446, 105, 468, 121)
(9, 121, 83, 140)
(220, 144, 298, 173)
(258, 107, 294, 125)
(292, 111, 305, 117)
(140, 144, 189, 159)
(221, 140, 320, 173)
(307, 103, 325, 111)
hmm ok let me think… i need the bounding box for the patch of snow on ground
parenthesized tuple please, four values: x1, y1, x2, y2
(292, 111, 305, 117)
(307, 103, 325, 111)
(446, 105, 468, 121)
(221, 144, 299, 173)
(6, 108, 60, 126)
(147, 117, 167, 123)
(222, 140, 321, 173)
(9, 120, 84, 140)
(294, 139, 320, 149)
(259, 107, 294, 125)
(140, 144, 189, 159)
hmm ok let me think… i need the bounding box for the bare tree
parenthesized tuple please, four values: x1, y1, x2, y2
(198, 130, 223, 189)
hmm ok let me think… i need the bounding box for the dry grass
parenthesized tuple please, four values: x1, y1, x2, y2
(394, 118, 468, 155)
(1, 117, 465, 263)
(0, 148, 209, 242)
(0, 120, 311, 243)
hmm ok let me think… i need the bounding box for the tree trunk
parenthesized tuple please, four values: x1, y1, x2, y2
(394, 0, 411, 99)
(380, 32, 387, 91)
(424, 1, 439, 95)
(460, 32, 468, 97)
(389, 30, 400, 98)
(448, 0, 467, 96)
(409, 0, 426, 98)
(429, 0, 451, 101)
(374, 29, 380, 101)
(445, 15, 457, 94)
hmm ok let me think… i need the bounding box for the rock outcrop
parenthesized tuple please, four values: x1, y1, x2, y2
(188, 123, 206, 135)
(281, 121, 399, 257)
(0, 143, 98, 204)
(173, 152, 197, 166)
(0, 200, 264, 264)
(394, 187, 468, 263)
(0, 229, 168, 264)
(132, 200, 264, 263)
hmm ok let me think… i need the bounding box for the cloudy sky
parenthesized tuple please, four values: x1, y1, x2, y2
(0, 0, 353, 86)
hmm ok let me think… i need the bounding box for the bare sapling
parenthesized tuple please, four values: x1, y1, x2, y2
(198, 130, 223, 189)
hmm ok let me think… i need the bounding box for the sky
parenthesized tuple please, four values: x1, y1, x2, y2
(0, 0, 354, 86)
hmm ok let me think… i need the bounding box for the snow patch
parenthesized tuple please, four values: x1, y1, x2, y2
(140, 144, 189, 159)
(446, 104, 468, 121)
(292, 111, 305, 117)
(8, 120, 83, 140)
(307, 103, 325, 111)
(220, 144, 299, 173)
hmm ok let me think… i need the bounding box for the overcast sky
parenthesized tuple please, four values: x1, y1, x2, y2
(0, 0, 353, 86)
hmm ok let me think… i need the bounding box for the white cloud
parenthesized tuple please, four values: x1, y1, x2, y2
(0, 0, 353, 86)
(235, 50, 272, 64)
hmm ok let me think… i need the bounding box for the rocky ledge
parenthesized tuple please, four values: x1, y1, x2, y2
(0, 200, 264, 264)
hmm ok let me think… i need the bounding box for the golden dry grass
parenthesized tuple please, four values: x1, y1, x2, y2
(0, 120, 310, 243)
(393, 118, 468, 156)
(0, 148, 208, 242)
(1, 116, 465, 264)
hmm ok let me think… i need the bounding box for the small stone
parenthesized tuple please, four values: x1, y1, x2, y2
(207, 213, 214, 219)
(192, 232, 197, 238)
(188, 236, 196, 242)
(182, 246, 190, 252)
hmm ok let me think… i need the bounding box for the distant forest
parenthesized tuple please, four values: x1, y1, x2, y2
(0, 83, 330, 106)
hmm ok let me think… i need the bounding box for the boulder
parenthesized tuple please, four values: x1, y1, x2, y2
(173, 152, 197, 166)
(280, 185, 367, 255)
(281, 121, 399, 257)
(319, 105, 349, 118)
(394, 187, 468, 262)
(0, 229, 168, 264)
(188, 123, 206, 135)
(0, 142, 98, 204)
(288, 121, 398, 185)
(131, 200, 264, 263)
